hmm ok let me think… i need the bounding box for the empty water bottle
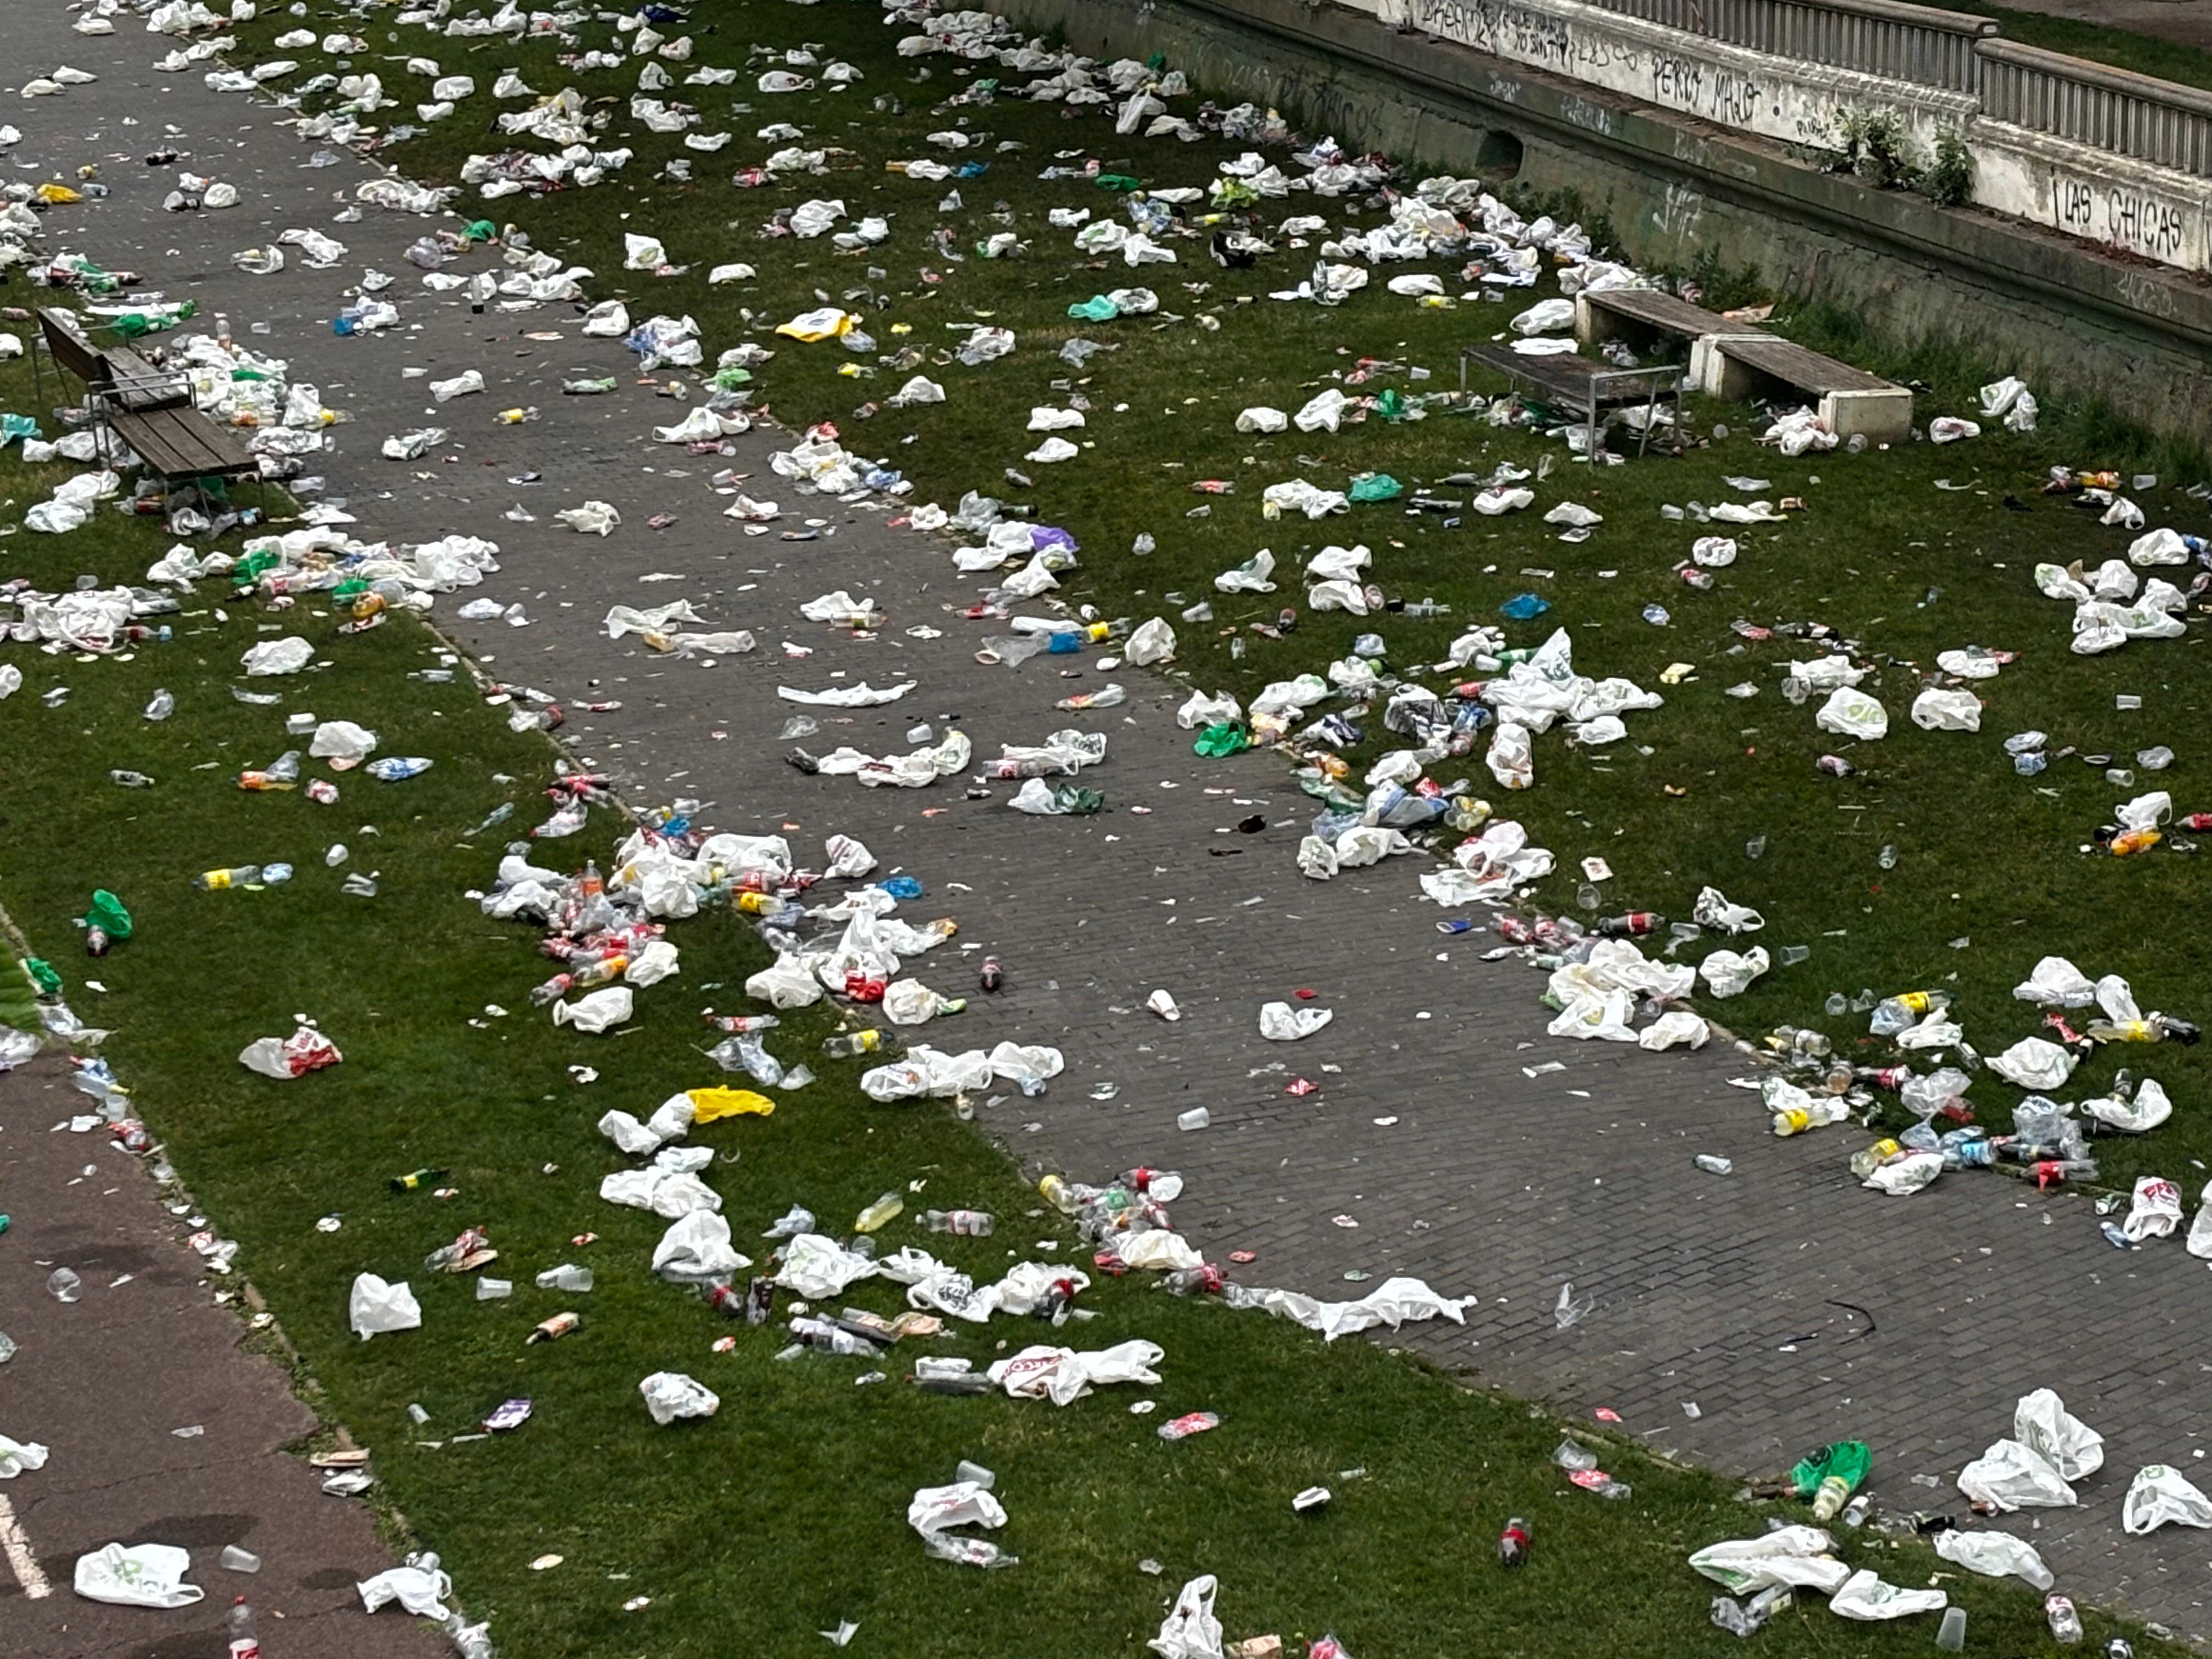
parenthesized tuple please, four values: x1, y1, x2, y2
(535, 1264, 592, 1293)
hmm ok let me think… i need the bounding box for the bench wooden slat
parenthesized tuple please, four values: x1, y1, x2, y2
(1710, 335, 1897, 394)
(109, 407, 256, 482)
(1581, 286, 1752, 340)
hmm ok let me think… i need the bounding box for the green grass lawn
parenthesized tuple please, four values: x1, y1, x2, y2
(0, 3, 2204, 1652)
(0, 345, 2149, 1655)
(219, 0, 2212, 1198)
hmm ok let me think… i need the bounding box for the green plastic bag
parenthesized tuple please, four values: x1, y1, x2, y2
(1092, 173, 1142, 193)
(1193, 723, 1250, 758)
(22, 958, 61, 997)
(83, 890, 133, 944)
(1, 414, 40, 445)
(713, 366, 753, 390)
(1376, 388, 1408, 422)
(1347, 472, 1402, 503)
(1046, 786, 1104, 814)
(463, 219, 497, 242)
(1791, 1440, 1871, 1516)
(1066, 295, 1120, 323)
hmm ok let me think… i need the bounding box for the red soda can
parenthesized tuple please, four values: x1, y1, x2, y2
(1857, 1065, 1911, 1091)
(305, 778, 339, 804)
(1817, 755, 1856, 777)
(1497, 916, 1535, 944)
(1677, 565, 1714, 590)
(2179, 813, 2212, 831)
(1498, 1516, 1531, 1566)
(843, 972, 886, 1003)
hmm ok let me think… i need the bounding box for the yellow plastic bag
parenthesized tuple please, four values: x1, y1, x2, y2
(773, 307, 855, 343)
(36, 183, 83, 205)
(687, 1086, 775, 1122)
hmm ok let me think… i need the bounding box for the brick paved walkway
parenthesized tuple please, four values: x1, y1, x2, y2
(10, 8, 2212, 1640)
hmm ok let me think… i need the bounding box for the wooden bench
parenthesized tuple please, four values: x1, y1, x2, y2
(1460, 342, 1683, 458)
(1575, 286, 1769, 362)
(33, 307, 259, 509)
(1692, 334, 1914, 442)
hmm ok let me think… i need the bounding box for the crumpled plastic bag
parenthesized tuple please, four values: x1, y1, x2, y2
(2085, 1076, 2172, 1135)
(639, 1370, 720, 1425)
(653, 1211, 746, 1282)
(2123, 1176, 2185, 1243)
(358, 1557, 452, 1619)
(1910, 687, 1982, 731)
(1830, 1568, 1945, 1621)
(240, 636, 314, 675)
(1639, 1009, 1709, 1051)
(1863, 1150, 1943, 1195)
(1125, 618, 1175, 665)
(987, 1339, 1164, 1406)
(746, 953, 823, 1009)
(1698, 946, 1769, 998)
(1979, 375, 2039, 432)
(552, 987, 634, 1032)
(556, 500, 621, 536)
(1687, 1526, 1849, 1595)
(1988, 1036, 2076, 1091)
(2124, 1464, 2212, 1533)
(1692, 886, 1763, 934)
(1150, 1575, 1223, 1659)
(1814, 686, 1887, 740)
(239, 1024, 342, 1078)
(348, 1272, 421, 1340)
(1233, 1276, 1472, 1341)
(2013, 956, 2096, 1007)
(1259, 1001, 1331, 1041)
(907, 1480, 1009, 1567)
(1934, 1528, 2053, 1588)
(2013, 1388, 2103, 1480)
(308, 720, 378, 763)
(1957, 1438, 2075, 1510)
(74, 1542, 202, 1608)
(0, 1435, 49, 1479)
(776, 1233, 879, 1298)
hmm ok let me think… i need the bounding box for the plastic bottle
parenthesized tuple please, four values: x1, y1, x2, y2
(979, 955, 1003, 992)
(535, 1264, 592, 1293)
(1692, 1154, 1733, 1174)
(1497, 1517, 1530, 1566)
(854, 1192, 904, 1233)
(109, 770, 156, 788)
(2111, 827, 2162, 856)
(196, 865, 264, 891)
(228, 1594, 258, 1659)
(1847, 1138, 1903, 1179)
(921, 1209, 994, 1236)
(2046, 1593, 2083, 1644)
(1772, 1099, 1848, 1137)
(821, 1029, 882, 1057)
(1593, 912, 1663, 938)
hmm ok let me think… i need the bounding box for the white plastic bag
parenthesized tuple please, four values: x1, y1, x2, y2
(986, 1340, 1163, 1406)
(2125, 1464, 2212, 1533)
(1687, 1526, 1849, 1595)
(1814, 686, 1887, 740)
(2012, 956, 2096, 1007)
(1150, 1575, 1224, 1659)
(1957, 1438, 2075, 1510)
(1697, 946, 1769, 998)
(348, 1272, 421, 1340)
(1692, 886, 1763, 934)
(1933, 1528, 2052, 1588)
(358, 1558, 453, 1618)
(1830, 1568, 1945, 1621)
(638, 1370, 720, 1425)
(1125, 618, 1175, 665)
(0, 1435, 49, 1479)
(1910, 687, 1982, 731)
(74, 1542, 202, 1608)
(1259, 1001, 1331, 1041)
(553, 987, 633, 1032)
(240, 636, 314, 675)
(1988, 1037, 2076, 1091)
(2123, 1176, 2185, 1243)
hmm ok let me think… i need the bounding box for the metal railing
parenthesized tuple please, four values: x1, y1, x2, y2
(1579, 0, 1994, 92)
(1977, 37, 2212, 177)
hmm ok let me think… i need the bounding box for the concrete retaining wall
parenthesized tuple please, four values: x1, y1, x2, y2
(995, 0, 2212, 445)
